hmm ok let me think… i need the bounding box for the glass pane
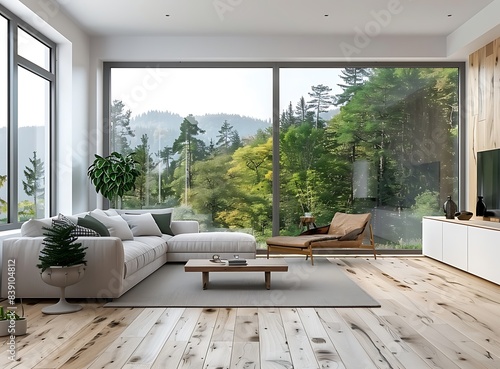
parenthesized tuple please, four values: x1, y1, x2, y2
(110, 68, 273, 247)
(17, 27, 50, 71)
(279, 67, 459, 250)
(0, 16, 7, 224)
(17, 67, 49, 221)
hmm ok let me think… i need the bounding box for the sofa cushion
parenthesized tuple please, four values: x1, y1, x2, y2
(167, 232, 256, 254)
(77, 215, 110, 237)
(121, 213, 162, 237)
(151, 213, 174, 235)
(89, 211, 134, 240)
(21, 218, 53, 237)
(123, 237, 168, 278)
(53, 213, 101, 237)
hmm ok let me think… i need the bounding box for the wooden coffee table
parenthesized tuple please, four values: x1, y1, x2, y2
(184, 258, 288, 290)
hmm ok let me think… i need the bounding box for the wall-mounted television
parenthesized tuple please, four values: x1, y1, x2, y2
(477, 149, 500, 217)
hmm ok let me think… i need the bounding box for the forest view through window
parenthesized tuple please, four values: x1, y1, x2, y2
(107, 64, 460, 251)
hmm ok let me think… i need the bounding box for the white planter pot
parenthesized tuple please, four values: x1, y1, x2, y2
(0, 318, 27, 336)
(40, 264, 86, 314)
(41, 264, 85, 287)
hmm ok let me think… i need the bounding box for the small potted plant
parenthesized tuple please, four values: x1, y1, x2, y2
(0, 304, 27, 336)
(37, 223, 87, 314)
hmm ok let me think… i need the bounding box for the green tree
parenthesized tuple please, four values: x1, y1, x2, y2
(110, 99, 135, 154)
(307, 84, 334, 129)
(229, 130, 242, 152)
(172, 115, 207, 203)
(294, 96, 309, 125)
(332, 67, 458, 210)
(22, 151, 44, 217)
(0, 174, 6, 209)
(225, 140, 273, 234)
(280, 101, 298, 130)
(133, 134, 155, 207)
(190, 154, 235, 227)
(215, 120, 239, 154)
(230, 138, 272, 184)
(334, 67, 371, 106)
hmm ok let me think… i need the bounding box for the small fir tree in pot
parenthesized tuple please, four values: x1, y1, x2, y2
(37, 223, 87, 314)
(37, 223, 87, 272)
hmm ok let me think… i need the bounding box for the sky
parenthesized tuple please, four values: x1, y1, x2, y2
(111, 68, 344, 121)
(1, 23, 50, 128)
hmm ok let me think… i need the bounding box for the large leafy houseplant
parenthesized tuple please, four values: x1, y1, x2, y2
(37, 223, 87, 272)
(87, 152, 140, 207)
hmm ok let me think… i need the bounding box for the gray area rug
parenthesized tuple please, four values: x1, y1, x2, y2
(104, 258, 380, 308)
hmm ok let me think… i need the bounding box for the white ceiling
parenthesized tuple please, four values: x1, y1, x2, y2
(57, 0, 494, 37)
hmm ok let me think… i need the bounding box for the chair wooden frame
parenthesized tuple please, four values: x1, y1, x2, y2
(266, 212, 376, 265)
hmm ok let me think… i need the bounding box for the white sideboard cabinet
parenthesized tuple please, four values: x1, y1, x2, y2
(422, 216, 500, 285)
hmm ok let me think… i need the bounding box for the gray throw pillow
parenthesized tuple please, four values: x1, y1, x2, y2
(77, 215, 110, 237)
(151, 213, 174, 236)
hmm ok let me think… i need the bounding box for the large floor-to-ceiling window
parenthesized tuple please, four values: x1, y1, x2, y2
(0, 6, 56, 230)
(104, 62, 463, 251)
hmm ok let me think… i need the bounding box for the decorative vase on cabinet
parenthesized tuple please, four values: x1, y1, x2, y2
(443, 195, 457, 219)
(476, 196, 486, 216)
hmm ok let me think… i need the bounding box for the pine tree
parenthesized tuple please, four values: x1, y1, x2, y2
(307, 84, 334, 129)
(37, 223, 87, 272)
(110, 99, 135, 154)
(334, 68, 372, 106)
(280, 102, 298, 130)
(295, 96, 309, 124)
(230, 130, 242, 152)
(22, 151, 44, 216)
(134, 134, 155, 207)
(172, 115, 207, 201)
(216, 120, 234, 152)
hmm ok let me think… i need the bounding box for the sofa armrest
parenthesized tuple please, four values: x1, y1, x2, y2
(1, 236, 126, 299)
(171, 220, 199, 235)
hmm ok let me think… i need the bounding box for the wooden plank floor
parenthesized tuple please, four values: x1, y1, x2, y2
(1, 257, 500, 368)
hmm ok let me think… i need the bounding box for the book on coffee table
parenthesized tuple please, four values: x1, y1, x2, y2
(226, 258, 247, 265)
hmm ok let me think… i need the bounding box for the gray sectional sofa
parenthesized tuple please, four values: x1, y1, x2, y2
(1, 208, 256, 299)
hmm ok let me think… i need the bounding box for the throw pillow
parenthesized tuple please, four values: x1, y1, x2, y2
(21, 218, 53, 237)
(78, 215, 110, 237)
(104, 209, 119, 217)
(89, 211, 134, 240)
(52, 213, 101, 237)
(90, 208, 108, 218)
(150, 212, 174, 236)
(120, 213, 162, 237)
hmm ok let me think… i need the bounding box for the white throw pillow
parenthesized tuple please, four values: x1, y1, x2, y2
(89, 211, 134, 240)
(21, 218, 53, 237)
(104, 209, 119, 217)
(90, 208, 108, 218)
(121, 213, 162, 237)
